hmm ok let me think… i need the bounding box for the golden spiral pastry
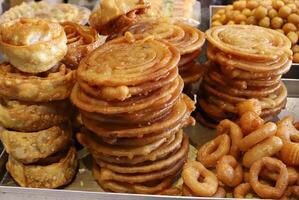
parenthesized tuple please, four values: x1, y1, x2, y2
(206, 25, 292, 60)
(61, 22, 105, 69)
(122, 19, 205, 55)
(0, 124, 71, 164)
(0, 63, 75, 102)
(76, 34, 180, 99)
(0, 18, 67, 73)
(6, 147, 77, 188)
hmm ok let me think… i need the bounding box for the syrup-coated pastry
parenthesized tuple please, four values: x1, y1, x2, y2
(0, 62, 75, 102)
(6, 146, 77, 188)
(0, 124, 71, 164)
(0, 18, 67, 73)
(61, 22, 105, 69)
(89, 0, 150, 35)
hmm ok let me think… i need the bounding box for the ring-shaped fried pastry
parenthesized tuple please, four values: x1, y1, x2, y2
(6, 147, 77, 188)
(0, 18, 67, 73)
(197, 134, 231, 168)
(249, 157, 288, 199)
(0, 124, 71, 164)
(182, 160, 218, 197)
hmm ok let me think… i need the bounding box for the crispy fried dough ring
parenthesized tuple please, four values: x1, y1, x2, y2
(89, 130, 184, 165)
(0, 63, 75, 102)
(238, 122, 277, 151)
(216, 155, 243, 187)
(95, 133, 189, 174)
(243, 136, 283, 168)
(61, 22, 104, 69)
(197, 134, 231, 168)
(239, 111, 264, 135)
(0, 99, 71, 132)
(249, 157, 288, 199)
(6, 147, 77, 188)
(77, 34, 180, 87)
(261, 167, 298, 186)
(234, 183, 253, 198)
(206, 25, 292, 61)
(0, 124, 71, 164)
(93, 162, 176, 194)
(180, 61, 204, 85)
(217, 119, 243, 158)
(276, 116, 299, 166)
(0, 18, 67, 73)
(179, 50, 201, 67)
(182, 160, 218, 197)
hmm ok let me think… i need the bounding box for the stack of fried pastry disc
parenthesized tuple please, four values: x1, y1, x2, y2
(0, 18, 77, 188)
(71, 33, 195, 194)
(119, 19, 206, 93)
(197, 25, 292, 128)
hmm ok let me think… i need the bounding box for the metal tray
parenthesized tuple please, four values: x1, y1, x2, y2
(0, 79, 299, 200)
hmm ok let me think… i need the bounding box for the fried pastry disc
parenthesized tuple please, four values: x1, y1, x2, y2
(90, 130, 184, 165)
(77, 34, 180, 87)
(95, 133, 189, 174)
(207, 44, 292, 73)
(61, 22, 104, 69)
(0, 63, 75, 102)
(0, 18, 67, 73)
(77, 131, 167, 159)
(81, 95, 194, 138)
(206, 68, 282, 90)
(0, 124, 71, 164)
(6, 146, 77, 188)
(180, 61, 204, 85)
(204, 75, 282, 98)
(121, 19, 205, 55)
(79, 78, 181, 125)
(206, 25, 292, 61)
(0, 98, 71, 132)
(97, 156, 185, 184)
(202, 81, 287, 109)
(72, 76, 183, 115)
(78, 67, 178, 101)
(179, 50, 201, 67)
(93, 162, 176, 194)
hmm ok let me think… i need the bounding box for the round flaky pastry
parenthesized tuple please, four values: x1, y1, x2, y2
(0, 63, 75, 102)
(6, 146, 77, 188)
(0, 18, 67, 73)
(61, 22, 105, 69)
(0, 124, 72, 164)
(206, 25, 292, 61)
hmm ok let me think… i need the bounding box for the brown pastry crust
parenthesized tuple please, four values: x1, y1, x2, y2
(0, 124, 72, 164)
(0, 63, 75, 102)
(0, 98, 72, 132)
(6, 146, 78, 188)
